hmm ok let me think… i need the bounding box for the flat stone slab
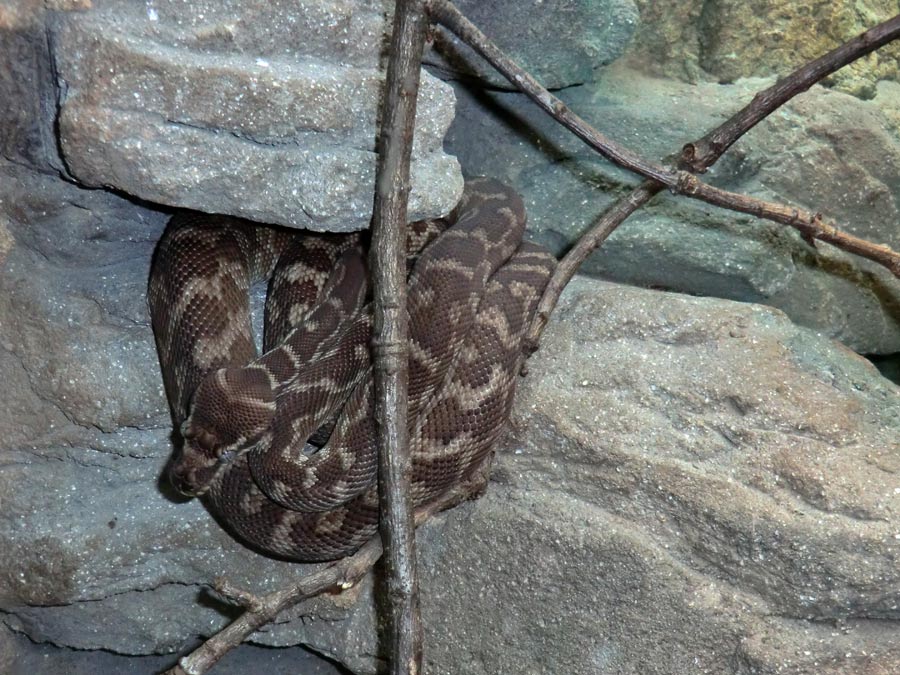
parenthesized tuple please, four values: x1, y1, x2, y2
(52, 0, 462, 231)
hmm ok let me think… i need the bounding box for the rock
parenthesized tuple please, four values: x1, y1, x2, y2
(620, 0, 705, 82)
(0, 161, 355, 655)
(50, 0, 462, 231)
(874, 79, 900, 136)
(1, 159, 898, 673)
(442, 63, 900, 354)
(318, 277, 900, 674)
(624, 0, 900, 96)
(695, 0, 900, 97)
(425, 0, 639, 90)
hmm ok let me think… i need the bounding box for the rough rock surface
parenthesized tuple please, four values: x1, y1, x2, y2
(1, 159, 898, 673)
(625, 0, 900, 96)
(50, 0, 462, 231)
(441, 63, 900, 355)
(425, 0, 639, 90)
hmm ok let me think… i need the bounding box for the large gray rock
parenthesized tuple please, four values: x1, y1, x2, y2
(318, 277, 900, 674)
(1, 159, 898, 674)
(443, 63, 900, 354)
(51, 0, 462, 231)
(425, 0, 640, 90)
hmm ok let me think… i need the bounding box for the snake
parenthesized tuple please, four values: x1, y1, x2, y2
(148, 178, 555, 561)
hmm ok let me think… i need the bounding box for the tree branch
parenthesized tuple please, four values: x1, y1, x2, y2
(166, 539, 384, 675)
(427, 0, 900, 284)
(525, 182, 662, 349)
(524, 11, 900, 348)
(681, 14, 900, 173)
(370, 1, 430, 673)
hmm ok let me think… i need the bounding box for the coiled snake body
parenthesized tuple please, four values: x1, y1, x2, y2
(149, 178, 554, 561)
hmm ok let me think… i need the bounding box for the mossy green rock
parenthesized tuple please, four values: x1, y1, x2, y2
(626, 0, 900, 96)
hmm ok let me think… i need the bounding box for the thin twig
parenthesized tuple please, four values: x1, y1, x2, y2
(370, 1, 430, 673)
(524, 11, 900, 348)
(427, 0, 900, 283)
(525, 183, 662, 349)
(166, 538, 384, 675)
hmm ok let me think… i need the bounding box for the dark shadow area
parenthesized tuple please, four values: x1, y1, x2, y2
(1, 625, 351, 675)
(371, 555, 392, 675)
(866, 352, 900, 385)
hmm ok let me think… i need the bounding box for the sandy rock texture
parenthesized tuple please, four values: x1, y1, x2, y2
(303, 277, 900, 674)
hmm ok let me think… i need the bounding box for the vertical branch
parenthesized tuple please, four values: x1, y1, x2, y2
(370, 1, 428, 674)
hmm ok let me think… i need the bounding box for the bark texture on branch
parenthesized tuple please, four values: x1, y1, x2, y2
(370, 1, 430, 673)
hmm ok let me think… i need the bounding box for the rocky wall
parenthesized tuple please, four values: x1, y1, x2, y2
(1, 1, 899, 673)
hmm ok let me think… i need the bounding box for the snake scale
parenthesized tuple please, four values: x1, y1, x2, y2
(149, 178, 555, 561)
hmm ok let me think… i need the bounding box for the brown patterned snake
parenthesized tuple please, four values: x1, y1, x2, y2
(149, 178, 555, 561)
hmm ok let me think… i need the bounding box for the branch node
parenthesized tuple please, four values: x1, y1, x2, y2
(372, 340, 409, 362)
(674, 170, 698, 195)
(212, 578, 265, 612)
(680, 142, 698, 169)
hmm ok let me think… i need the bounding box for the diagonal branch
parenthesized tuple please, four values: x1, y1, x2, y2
(427, 0, 900, 285)
(166, 539, 383, 675)
(681, 14, 900, 173)
(525, 183, 662, 348)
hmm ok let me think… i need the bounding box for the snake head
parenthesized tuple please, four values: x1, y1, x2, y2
(169, 366, 276, 496)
